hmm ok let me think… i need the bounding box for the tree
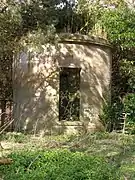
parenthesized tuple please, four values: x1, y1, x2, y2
(100, 6, 135, 130)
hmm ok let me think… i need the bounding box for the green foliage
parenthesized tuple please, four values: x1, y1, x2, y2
(120, 60, 135, 92)
(0, 1, 22, 53)
(99, 6, 135, 130)
(101, 7, 135, 48)
(101, 7, 135, 95)
(100, 100, 124, 132)
(76, 0, 104, 34)
(126, 103, 135, 120)
(99, 102, 113, 131)
(1, 133, 135, 179)
(0, 150, 119, 180)
(0, 150, 120, 180)
(100, 93, 135, 133)
(124, 94, 135, 133)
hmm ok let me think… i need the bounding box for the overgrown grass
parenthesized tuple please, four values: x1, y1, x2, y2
(1, 132, 135, 179)
(0, 150, 120, 180)
(0, 132, 30, 143)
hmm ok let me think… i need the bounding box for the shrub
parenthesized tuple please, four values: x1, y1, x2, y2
(124, 93, 135, 123)
(99, 100, 124, 132)
(124, 93, 135, 134)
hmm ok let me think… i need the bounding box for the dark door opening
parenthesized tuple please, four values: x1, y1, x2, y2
(59, 67, 81, 121)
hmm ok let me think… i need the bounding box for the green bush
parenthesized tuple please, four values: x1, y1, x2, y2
(99, 100, 124, 132)
(124, 93, 135, 134)
(124, 93, 135, 123)
(0, 150, 120, 180)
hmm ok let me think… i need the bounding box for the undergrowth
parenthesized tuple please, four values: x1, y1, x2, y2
(1, 132, 135, 179)
(0, 149, 121, 180)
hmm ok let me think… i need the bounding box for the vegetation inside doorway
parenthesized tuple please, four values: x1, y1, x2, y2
(59, 67, 81, 121)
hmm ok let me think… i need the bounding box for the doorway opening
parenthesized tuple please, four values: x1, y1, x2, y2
(59, 67, 81, 121)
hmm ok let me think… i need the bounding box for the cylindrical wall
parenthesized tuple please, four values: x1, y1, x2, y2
(13, 34, 112, 135)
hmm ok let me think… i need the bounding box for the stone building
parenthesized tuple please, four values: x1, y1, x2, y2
(13, 34, 112, 135)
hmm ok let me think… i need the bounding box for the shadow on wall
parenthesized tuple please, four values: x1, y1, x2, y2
(13, 51, 60, 135)
(13, 40, 111, 135)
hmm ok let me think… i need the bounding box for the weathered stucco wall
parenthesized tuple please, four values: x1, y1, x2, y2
(13, 34, 112, 135)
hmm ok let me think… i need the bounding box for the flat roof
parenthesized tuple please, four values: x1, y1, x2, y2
(57, 33, 112, 48)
